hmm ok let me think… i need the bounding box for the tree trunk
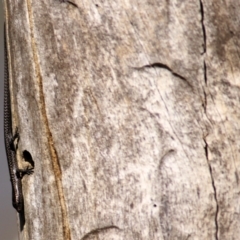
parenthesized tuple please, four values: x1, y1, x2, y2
(4, 0, 240, 239)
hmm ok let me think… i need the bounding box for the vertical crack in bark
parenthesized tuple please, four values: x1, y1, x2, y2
(200, 0, 208, 113)
(200, 1, 218, 239)
(200, 0, 206, 54)
(203, 136, 219, 240)
(203, 60, 207, 85)
(203, 88, 207, 114)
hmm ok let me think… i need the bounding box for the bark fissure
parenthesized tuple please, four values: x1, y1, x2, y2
(200, 2, 218, 239)
(200, 0, 206, 54)
(203, 136, 219, 240)
(203, 61, 207, 85)
(61, 0, 79, 8)
(201, 0, 208, 113)
(80, 226, 120, 240)
(133, 62, 192, 89)
(203, 90, 207, 113)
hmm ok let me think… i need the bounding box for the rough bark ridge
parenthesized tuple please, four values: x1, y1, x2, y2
(4, 0, 240, 239)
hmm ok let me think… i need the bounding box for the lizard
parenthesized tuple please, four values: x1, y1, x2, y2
(4, 24, 34, 212)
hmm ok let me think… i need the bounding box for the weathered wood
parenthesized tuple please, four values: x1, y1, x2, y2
(4, 0, 240, 239)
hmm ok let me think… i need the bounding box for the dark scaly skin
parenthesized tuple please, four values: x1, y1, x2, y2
(4, 24, 33, 212)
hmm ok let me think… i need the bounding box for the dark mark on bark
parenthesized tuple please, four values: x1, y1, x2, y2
(80, 226, 120, 240)
(203, 135, 219, 240)
(203, 60, 207, 85)
(200, 0, 206, 54)
(60, 0, 78, 8)
(203, 89, 207, 113)
(132, 62, 192, 89)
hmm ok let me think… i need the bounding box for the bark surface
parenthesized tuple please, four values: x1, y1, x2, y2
(4, 0, 240, 239)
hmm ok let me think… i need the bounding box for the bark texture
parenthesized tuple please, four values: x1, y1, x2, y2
(4, 0, 240, 239)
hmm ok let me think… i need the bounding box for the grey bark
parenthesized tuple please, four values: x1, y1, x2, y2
(4, 0, 240, 239)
